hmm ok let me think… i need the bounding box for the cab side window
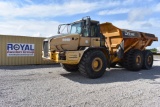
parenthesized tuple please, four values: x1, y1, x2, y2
(90, 24, 98, 37)
(82, 22, 98, 37)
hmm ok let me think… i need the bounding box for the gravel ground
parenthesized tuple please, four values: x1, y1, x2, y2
(0, 59, 160, 107)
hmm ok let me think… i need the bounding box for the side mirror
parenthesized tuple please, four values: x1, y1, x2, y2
(57, 25, 61, 34)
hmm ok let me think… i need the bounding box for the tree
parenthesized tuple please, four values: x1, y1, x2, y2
(148, 48, 157, 53)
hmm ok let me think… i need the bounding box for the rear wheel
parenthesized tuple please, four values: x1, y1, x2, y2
(142, 50, 153, 69)
(79, 50, 107, 79)
(124, 49, 143, 71)
(60, 63, 78, 72)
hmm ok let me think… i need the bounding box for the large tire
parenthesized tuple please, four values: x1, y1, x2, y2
(142, 50, 153, 69)
(79, 50, 107, 79)
(60, 63, 78, 72)
(124, 49, 143, 71)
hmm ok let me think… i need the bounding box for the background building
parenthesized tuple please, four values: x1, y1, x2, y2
(0, 35, 53, 65)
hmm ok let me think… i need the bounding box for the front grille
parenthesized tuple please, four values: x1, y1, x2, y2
(59, 52, 66, 60)
(43, 41, 48, 57)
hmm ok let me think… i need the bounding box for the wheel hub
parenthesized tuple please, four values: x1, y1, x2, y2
(92, 57, 103, 72)
(136, 55, 141, 65)
(93, 60, 99, 68)
(147, 56, 152, 65)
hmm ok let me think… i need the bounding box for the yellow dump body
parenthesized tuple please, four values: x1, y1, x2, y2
(100, 22, 158, 63)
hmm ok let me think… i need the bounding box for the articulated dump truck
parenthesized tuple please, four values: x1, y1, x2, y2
(42, 16, 158, 79)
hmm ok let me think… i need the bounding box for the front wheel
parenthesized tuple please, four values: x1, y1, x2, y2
(79, 50, 107, 79)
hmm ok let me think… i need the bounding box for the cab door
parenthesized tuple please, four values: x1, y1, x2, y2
(90, 24, 100, 47)
(79, 22, 101, 47)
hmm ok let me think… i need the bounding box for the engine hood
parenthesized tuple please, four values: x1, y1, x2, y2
(49, 33, 80, 51)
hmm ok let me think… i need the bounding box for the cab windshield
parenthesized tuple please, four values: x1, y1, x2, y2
(58, 22, 82, 34)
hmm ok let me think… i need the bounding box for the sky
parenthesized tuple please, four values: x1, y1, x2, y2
(0, 0, 160, 49)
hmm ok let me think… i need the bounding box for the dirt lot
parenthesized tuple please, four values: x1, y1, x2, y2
(0, 59, 160, 107)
